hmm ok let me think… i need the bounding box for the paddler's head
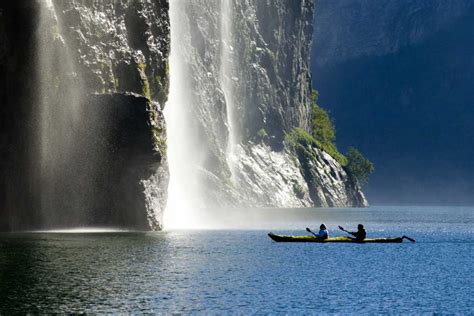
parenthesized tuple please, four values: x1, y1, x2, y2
(320, 224, 327, 230)
(358, 224, 364, 230)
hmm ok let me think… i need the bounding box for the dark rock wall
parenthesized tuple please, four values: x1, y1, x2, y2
(0, 1, 41, 231)
(82, 94, 166, 230)
(312, 0, 474, 205)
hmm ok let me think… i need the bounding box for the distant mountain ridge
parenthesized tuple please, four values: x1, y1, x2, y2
(312, 0, 474, 205)
(313, 0, 473, 66)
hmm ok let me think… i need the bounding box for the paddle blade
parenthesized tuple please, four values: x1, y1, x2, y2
(338, 226, 344, 231)
(306, 227, 311, 233)
(403, 235, 416, 242)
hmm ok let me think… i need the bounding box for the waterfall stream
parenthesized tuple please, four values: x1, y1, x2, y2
(220, 0, 239, 183)
(164, 0, 238, 229)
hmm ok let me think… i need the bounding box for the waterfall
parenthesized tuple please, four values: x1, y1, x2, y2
(220, 0, 239, 182)
(163, 0, 203, 229)
(164, 0, 239, 229)
(36, 0, 94, 228)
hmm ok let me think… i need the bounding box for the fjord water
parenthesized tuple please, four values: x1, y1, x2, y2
(1, 206, 472, 313)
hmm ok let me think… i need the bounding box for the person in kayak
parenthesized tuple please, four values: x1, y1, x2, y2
(348, 224, 366, 241)
(316, 224, 329, 240)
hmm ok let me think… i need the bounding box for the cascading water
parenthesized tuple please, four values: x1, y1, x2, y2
(163, 0, 323, 229)
(220, 0, 239, 182)
(28, 0, 359, 231)
(36, 0, 90, 227)
(164, 0, 239, 229)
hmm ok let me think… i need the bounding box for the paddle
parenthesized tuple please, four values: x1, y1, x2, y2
(338, 225, 349, 233)
(306, 227, 318, 238)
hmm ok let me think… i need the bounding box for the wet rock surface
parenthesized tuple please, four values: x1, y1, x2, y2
(83, 93, 167, 230)
(52, 0, 170, 103)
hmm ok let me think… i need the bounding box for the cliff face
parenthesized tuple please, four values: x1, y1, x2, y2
(1, 0, 367, 231)
(0, 0, 170, 230)
(167, 0, 366, 212)
(312, 0, 474, 205)
(44, 0, 170, 230)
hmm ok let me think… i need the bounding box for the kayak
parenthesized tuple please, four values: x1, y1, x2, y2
(268, 233, 412, 243)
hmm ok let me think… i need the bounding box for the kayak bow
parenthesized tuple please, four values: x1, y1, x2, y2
(268, 233, 413, 243)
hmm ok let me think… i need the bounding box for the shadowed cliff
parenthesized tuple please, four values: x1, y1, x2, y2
(312, 0, 474, 205)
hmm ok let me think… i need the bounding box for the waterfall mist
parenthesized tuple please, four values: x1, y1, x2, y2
(37, 0, 86, 227)
(35, 0, 105, 228)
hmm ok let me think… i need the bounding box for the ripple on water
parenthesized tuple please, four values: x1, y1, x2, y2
(0, 206, 473, 313)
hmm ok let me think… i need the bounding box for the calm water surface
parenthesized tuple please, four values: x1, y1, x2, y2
(0, 206, 473, 313)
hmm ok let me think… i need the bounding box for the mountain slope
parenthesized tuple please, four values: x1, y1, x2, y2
(312, 1, 474, 205)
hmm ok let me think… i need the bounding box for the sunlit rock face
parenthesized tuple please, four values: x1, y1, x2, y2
(52, 0, 169, 104)
(165, 0, 366, 225)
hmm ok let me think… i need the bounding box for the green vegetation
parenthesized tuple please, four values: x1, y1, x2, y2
(142, 78, 151, 99)
(346, 147, 374, 185)
(138, 62, 151, 99)
(285, 128, 317, 148)
(285, 90, 374, 185)
(311, 90, 335, 144)
(310, 90, 347, 165)
(285, 127, 347, 166)
(256, 128, 268, 141)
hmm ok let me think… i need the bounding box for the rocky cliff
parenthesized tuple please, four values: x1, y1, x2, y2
(1, 0, 367, 231)
(0, 0, 169, 230)
(167, 0, 366, 216)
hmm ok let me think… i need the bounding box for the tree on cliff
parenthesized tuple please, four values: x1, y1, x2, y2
(346, 147, 374, 185)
